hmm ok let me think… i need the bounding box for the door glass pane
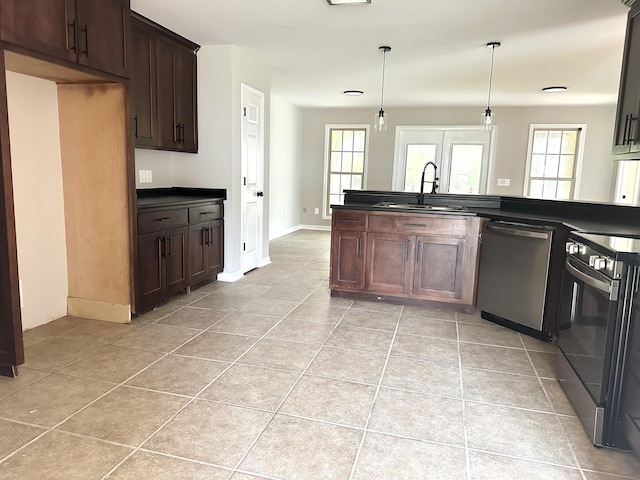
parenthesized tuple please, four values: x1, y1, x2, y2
(448, 144, 483, 194)
(404, 144, 436, 192)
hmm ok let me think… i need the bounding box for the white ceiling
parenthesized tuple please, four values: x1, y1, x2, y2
(130, 0, 630, 109)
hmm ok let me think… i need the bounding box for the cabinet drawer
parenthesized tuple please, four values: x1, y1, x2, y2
(138, 208, 188, 234)
(333, 210, 366, 230)
(368, 214, 467, 236)
(189, 204, 221, 223)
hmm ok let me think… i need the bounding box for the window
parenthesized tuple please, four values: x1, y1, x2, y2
(323, 125, 369, 218)
(392, 127, 493, 194)
(524, 125, 585, 200)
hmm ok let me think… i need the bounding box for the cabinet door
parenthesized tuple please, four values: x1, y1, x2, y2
(188, 223, 208, 284)
(75, 0, 128, 77)
(330, 229, 366, 291)
(0, 0, 77, 63)
(175, 45, 198, 152)
(165, 226, 188, 294)
(131, 20, 157, 146)
(156, 35, 179, 148)
(365, 233, 412, 295)
(614, 4, 640, 155)
(413, 235, 465, 301)
(137, 231, 165, 311)
(206, 220, 224, 275)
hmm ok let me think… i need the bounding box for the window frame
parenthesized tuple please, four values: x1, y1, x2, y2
(322, 124, 370, 219)
(523, 124, 586, 200)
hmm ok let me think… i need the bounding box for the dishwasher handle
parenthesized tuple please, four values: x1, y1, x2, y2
(486, 223, 550, 240)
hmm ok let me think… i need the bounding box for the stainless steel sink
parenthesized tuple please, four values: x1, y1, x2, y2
(374, 202, 467, 212)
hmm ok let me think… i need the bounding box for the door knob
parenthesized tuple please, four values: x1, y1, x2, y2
(257, 191, 264, 197)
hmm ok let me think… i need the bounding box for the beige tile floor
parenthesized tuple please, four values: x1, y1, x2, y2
(1, 229, 639, 479)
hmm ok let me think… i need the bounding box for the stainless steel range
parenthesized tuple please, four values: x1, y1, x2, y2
(557, 232, 640, 449)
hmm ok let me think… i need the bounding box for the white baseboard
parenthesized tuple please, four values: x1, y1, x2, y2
(299, 224, 331, 231)
(261, 256, 272, 267)
(217, 269, 244, 283)
(269, 225, 300, 240)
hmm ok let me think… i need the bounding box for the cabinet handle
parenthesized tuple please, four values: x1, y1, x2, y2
(80, 25, 89, 56)
(175, 124, 180, 143)
(154, 217, 171, 222)
(357, 236, 363, 258)
(180, 124, 185, 144)
(68, 20, 77, 53)
(406, 240, 411, 261)
(158, 237, 164, 258)
(209, 227, 214, 245)
(624, 114, 631, 145)
(416, 241, 421, 263)
(340, 219, 360, 223)
(204, 227, 209, 246)
(165, 237, 172, 257)
(199, 211, 214, 215)
(404, 223, 427, 228)
(629, 116, 638, 144)
(134, 115, 138, 139)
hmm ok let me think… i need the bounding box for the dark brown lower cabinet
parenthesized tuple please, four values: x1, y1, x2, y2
(330, 208, 482, 306)
(136, 199, 223, 313)
(137, 226, 187, 311)
(189, 219, 223, 285)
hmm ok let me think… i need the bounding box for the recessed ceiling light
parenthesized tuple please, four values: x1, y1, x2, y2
(343, 90, 364, 96)
(327, 0, 371, 5)
(542, 86, 567, 93)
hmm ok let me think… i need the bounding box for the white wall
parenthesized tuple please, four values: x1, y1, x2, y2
(269, 94, 302, 238)
(299, 105, 616, 227)
(6, 72, 68, 330)
(133, 45, 271, 280)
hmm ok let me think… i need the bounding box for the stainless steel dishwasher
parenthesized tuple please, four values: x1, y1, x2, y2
(476, 221, 554, 339)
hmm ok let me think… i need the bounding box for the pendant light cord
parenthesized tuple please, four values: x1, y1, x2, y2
(378, 46, 391, 112)
(486, 42, 499, 110)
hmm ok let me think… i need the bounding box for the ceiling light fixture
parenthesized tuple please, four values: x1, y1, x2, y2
(343, 90, 364, 96)
(482, 41, 500, 131)
(375, 45, 391, 132)
(326, 0, 370, 4)
(542, 86, 567, 93)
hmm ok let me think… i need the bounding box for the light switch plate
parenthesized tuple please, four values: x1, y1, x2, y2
(497, 178, 511, 187)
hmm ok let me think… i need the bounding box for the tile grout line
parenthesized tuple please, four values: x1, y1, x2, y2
(347, 305, 403, 480)
(226, 281, 350, 476)
(455, 313, 473, 480)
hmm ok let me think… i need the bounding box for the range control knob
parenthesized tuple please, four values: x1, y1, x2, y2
(566, 242, 580, 254)
(589, 255, 608, 270)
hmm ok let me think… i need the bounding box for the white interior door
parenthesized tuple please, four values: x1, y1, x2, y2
(392, 129, 444, 191)
(241, 84, 264, 273)
(442, 130, 491, 194)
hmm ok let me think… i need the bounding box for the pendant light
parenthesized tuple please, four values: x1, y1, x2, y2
(375, 45, 391, 132)
(482, 41, 500, 131)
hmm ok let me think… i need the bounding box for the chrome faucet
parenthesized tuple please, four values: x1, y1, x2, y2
(418, 161, 439, 204)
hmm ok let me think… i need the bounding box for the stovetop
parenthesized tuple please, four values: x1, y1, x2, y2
(571, 232, 640, 258)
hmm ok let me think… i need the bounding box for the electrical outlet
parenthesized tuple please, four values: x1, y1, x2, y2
(145, 170, 153, 183)
(139, 170, 146, 183)
(314, 207, 319, 215)
(497, 178, 511, 187)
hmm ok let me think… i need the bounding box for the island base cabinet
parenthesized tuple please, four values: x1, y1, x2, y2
(329, 209, 482, 306)
(330, 229, 366, 291)
(413, 236, 465, 301)
(365, 233, 412, 295)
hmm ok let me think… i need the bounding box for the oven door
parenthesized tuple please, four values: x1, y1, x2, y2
(558, 255, 620, 405)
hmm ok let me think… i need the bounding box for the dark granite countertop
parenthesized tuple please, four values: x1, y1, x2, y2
(337, 190, 640, 237)
(137, 187, 227, 210)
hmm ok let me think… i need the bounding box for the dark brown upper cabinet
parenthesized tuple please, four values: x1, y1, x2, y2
(0, 0, 129, 78)
(131, 12, 199, 153)
(614, 2, 640, 158)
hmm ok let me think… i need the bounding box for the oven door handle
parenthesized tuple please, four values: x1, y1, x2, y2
(565, 257, 619, 301)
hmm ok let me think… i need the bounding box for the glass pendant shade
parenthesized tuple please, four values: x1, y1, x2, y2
(482, 108, 493, 131)
(375, 109, 387, 131)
